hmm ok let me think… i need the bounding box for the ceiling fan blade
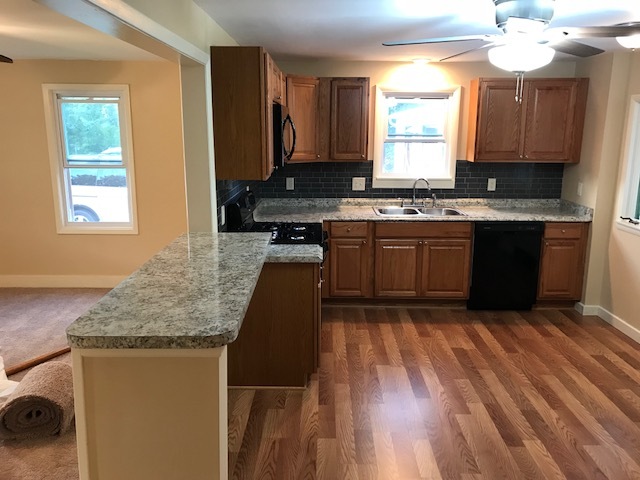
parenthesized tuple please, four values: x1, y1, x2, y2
(0, 54, 13, 63)
(383, 34, 497, 47)
(550, 39, 604, 58)
(552, 23, 640, 39)
(439, 42, 495, 62)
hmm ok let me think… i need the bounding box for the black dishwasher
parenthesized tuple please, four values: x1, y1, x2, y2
(467, 222, 543, 310)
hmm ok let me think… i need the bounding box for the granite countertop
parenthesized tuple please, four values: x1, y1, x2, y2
(66, 232, 272, 350)
(254, 198, 593, 223)
(266, 244, 323, 263)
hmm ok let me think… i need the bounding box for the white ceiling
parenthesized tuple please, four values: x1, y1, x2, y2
(2, 0, 639, 64)
(0, 0, 157, 61)
(195, 0, 640, 62)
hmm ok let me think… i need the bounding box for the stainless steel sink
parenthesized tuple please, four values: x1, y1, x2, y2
(373, 206, 466, 217)
(373, 207, 421, 216)
(417, 207, 465, 216)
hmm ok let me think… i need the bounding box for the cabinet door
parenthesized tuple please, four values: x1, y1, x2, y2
(330, 238, 370, 297)
(538, 239, 584, 300)
(265, 52, 284, 105)
(523, 79, 584, 162)
(211, 46, 270, 180)
(329, 78, 369, 161)
(287, 76, 320, 162)
(420, 239, 471, 298)
(228, 263, 316, 387)
(374, 239, 420, 297)
(474, 80, 525, 161)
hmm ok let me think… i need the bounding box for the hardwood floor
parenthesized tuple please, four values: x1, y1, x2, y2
(227, 306, 640, 479)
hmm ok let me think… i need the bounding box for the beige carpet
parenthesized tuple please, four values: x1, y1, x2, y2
(0, 288, 107, 480)
(0, 288, 108, 369)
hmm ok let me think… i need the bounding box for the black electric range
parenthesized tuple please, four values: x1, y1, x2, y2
(225, 191, 326, 247)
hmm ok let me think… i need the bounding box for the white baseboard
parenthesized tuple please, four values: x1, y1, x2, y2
(574, 302, 600, 316)
(0, 275, 124, 288)
(575, 303, 640, 345)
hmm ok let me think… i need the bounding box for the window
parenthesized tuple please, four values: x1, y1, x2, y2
(42, 84, 137, 234)
(617, 94, 640, 236)
(373, 86, 461, 189)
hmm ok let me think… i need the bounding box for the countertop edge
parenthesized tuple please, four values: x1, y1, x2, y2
(66, 232, 272, 350)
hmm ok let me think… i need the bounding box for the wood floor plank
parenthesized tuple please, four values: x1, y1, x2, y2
(456, 403, 523, 480)
(412, 438, 443, 479)
(227, 306, 640, 479)
(522, 439, 568, 480)
(316, 438, 338, 480)
(509, 445, 552, 480)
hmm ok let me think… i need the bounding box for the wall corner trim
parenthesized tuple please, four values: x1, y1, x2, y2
(574, 302, 600, 316)
(0, 275, 124, 289)
(577, 303, 640, 345)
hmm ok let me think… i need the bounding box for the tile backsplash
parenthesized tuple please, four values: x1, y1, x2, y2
(260, 160, 563, 199)
(216, 160, 564, 226)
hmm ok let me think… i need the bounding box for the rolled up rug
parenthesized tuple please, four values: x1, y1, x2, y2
(0, 361, 74, 440)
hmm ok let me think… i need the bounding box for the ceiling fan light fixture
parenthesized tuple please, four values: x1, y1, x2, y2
(503, 16, 547, 35)
(488, 42, 555, 72)
(616, 34, 640, 49)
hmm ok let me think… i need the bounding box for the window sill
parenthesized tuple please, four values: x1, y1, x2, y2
(615, 219, 640, 237)
(56, 224, 138, 235)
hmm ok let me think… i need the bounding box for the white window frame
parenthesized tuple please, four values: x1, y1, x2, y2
(42, 84, 138, 234)
(616, 94, 640, 237)
(372, 85, 461, 189)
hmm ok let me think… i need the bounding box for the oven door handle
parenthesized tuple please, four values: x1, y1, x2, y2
(282, 114, 296, 161)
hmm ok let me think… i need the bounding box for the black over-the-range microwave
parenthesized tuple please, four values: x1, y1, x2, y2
(273, 102, 296, 168)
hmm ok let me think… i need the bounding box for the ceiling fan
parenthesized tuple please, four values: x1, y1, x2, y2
(0, 54, 13, 63)
(383, 0, 640, 66)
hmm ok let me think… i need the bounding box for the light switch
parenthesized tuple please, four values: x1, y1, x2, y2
(286, 177, 295, 190)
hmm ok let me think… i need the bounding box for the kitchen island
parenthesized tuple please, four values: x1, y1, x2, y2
(66, 232, 273, 480)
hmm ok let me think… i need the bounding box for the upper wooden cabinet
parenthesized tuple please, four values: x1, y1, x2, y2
(211, 46, 282, 180)
(266, 53, 285, 106)
(287, 76, 370, 163)
(467, 78, 588, 163)
(329, 78, 369, 161)
(287, 76, 320, 162)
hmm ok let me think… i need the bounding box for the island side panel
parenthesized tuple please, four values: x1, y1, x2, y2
(72, 348, 228, 480)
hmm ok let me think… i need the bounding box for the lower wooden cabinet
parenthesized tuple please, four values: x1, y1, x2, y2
(420, 239, 471, 298)
(325, 220, 589, 303)
(374, 240, 420, 296)
(538, 223, 589, 301)
(228, 262, 320, 387)
(328, 222, 372, 297)
(374, 222, 472, 299)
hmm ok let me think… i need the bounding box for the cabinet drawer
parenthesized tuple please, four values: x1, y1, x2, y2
(544, 223, 585, 239)
(375, 222, 472, 239)
(330, 221, 368, 237)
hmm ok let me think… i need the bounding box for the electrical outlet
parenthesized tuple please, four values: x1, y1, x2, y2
(220, 205, 225, 226)
(286, 177, 295, 190)
(352, 177, 366, 191)
(577, 182, 583, 197)
(487, 178, 497, 191)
